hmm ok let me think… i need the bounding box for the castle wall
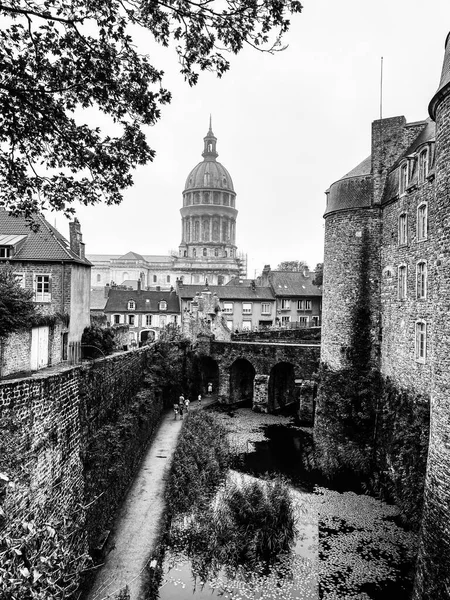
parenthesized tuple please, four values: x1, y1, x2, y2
(321, 208, 381, 370)
(414, 92, 450, 600)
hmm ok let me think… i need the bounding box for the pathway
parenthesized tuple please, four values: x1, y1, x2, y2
(86, 397, 216, 600)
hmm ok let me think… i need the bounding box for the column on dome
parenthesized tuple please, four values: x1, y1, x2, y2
(219, 216, 223, 242)
(190, 216, 194, 242)
(222, 218, 228, 243)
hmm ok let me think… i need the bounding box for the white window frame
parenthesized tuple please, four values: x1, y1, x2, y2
(14, 272, 25, 288)
(34, 274, 51, 303)
(226, 319, 234, 330)
(159, 301, 167, 311)
(261, 303, 271, 314)
(127, 300, 136, 310)
(305, 299, 312, 310)
(398, 264, 407, 300)
(398, 213, 408, 246)
(298, 316, 309, 326)
(223, 302, 233, 314)
(145, 314, 152, 326)
(242, 319, 252, 331)
(415, 320, 427, 363)
(242, 302, 252, 314)
(128, 314, 136, 326)
(281, 298, 290, 310)
(113, 314, 121, 325)
(416, 261, 427, 300)
(281, 315, 291, 326)
(297, 300, 304, 310)
(0, 246, 11, 258)
(418, 148, 429, 184)
(417, 203, 428, 241)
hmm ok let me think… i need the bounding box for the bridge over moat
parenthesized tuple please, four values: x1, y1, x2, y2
(194, 338, 321, 417)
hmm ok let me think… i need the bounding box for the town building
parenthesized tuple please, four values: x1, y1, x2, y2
(0, 212, 91, 376)
(88, 121, 246, 294)
(258, 266, 322, 327)
(320, 33, 450, 598)
(178, 281, 276, 331)
(103, 284, 180, 344)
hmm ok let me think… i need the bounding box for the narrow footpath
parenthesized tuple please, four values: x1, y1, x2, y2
(86, 398, 215, 600)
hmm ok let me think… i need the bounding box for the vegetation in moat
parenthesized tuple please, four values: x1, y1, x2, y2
(144, 412, 297, 598)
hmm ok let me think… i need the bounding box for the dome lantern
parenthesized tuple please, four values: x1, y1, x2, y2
(202, 115, 218, 160)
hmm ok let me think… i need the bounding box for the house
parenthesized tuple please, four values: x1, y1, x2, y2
(103, 283, 180, 344)
(258, 266, 322, 327)
(178, 281, 276, 331)
(0, 211, 91, 377)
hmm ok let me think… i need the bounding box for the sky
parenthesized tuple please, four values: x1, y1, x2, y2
(54, 0, 450, 278)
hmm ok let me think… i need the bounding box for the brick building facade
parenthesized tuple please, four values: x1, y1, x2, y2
(320, 33, 450, 599)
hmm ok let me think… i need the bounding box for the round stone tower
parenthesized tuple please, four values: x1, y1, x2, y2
(414, 32, 450, 600)
(179, 119, 238, 261)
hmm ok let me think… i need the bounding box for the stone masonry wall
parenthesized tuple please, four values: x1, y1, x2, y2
(413, 93, 450, 600)
(0, 347, 161, 566)
(321, 208, 381, 370)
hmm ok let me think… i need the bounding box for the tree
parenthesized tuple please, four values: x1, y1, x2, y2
(312, 262, 323, 287)
(0, 264, 37, 337)
(0, 0, 302, 220)
(276, 260, 309, 272)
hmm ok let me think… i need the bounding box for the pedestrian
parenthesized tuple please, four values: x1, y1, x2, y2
(197, 393, 202, 407)
(185, 397, 190, 412)
(173, 401, 179, 420)
(207, 382, 213, 395)
(179, 394, 185, 419)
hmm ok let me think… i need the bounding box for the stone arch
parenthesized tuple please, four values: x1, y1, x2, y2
(230, 358, 256, 406)
(268, 361, 296, 412)
(140, 329, 156, 344)
(197, 355, 219, 396)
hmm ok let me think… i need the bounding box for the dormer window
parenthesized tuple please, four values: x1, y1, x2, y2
(128, 300, 136, 310)
(399, 162, 408, 195)
(159, 301, 167, 311)
(0, 246, 11, 258)
(418, 148, 429, 184)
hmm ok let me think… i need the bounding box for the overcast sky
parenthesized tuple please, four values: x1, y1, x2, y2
(54, 0, 450, 278)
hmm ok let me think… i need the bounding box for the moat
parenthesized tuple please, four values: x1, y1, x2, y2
(150, 407, 418, 600)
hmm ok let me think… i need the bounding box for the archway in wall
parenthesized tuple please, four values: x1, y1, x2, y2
(268, 362, 296, 412)
(197, 356, 219, 396)
(230, 359, 256, 407)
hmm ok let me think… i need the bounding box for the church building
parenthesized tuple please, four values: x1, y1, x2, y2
(88, 121, 246, 290)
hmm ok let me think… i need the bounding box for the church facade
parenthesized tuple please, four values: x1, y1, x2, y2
(88, 122, 246, 290)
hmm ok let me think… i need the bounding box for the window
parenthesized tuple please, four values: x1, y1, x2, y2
(418, 148, 429, 184)
(223, 302, 233, 313)
(297, 299, 312, 310)
(281, 299, 290, 310)
(298, 316, 309, 326)
(203, 248, 207, 257)
(193, 248, 197, 257)
(34, 275, 51, 302)
(399, 162, 408, 195)
(242, 320, 252, 331)
(417, 203, 428, 241)
(167, 275, 170, 283)
(128, 314, 135, 326)
(281, 316, 291, 326)
(0, 246, 11, 258)
(398, 265, 407, 300)
(145, 315, 152, 326)
(127, 300, 136, 310)
(96, 274, 101, 283)
(415, 321, 427, 363)
(153, 275, 157, 283)
(214, 248, 218, 257)
(398, 213, 408, 246)
(416, 261, 427, 299)
(159, 301, 167, 311)
(226, 319, 233, 330)
(261, 303, 271, 314)
(113, 314, 121, 325)
(242, 303, 252, 314)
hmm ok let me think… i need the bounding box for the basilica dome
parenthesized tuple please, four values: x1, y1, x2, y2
(184, 160, 234, 192)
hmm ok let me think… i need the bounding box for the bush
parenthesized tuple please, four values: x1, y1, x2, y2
(81, 325, 115, 358)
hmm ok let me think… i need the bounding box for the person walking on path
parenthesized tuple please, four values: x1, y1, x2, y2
(197, 393, 202, 407)
(185, 397, 190, 413)
(179, 395, 185, 420)
(173, 401, 179, 420)
(207, 382, 213, 395)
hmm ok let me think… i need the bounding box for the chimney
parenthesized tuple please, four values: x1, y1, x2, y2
(104, 284, 110, 298)
(261, 265, 271, 286)
(137, 279, 141, 292)
(69, 218, 85, 259)
(156, 285, 160, 291)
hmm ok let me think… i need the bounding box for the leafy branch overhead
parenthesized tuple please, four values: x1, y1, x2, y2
(0, 0, 302, 219)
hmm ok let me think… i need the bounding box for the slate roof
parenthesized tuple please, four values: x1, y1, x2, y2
(0, 209, 91, 265)
(90, 288, 108, 311)
(118, 251, 145, 261)
(269, 271, 322, 297)
(87, 253, 172, 265)
(179, 284, 275, 301)
(430, 32, 450, 119)
(339, 155, 372, 180)
(104, 289, 180, 313)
